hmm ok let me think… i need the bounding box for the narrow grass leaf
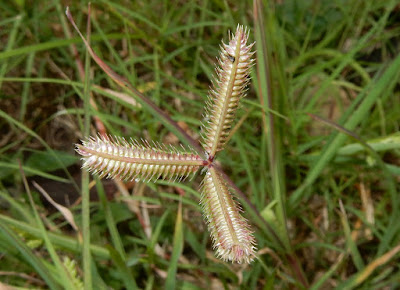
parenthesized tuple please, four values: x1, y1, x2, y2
(96, 180, 126, 257)
(81, 6, 94, 289)
(107, 246, 138, 290)
(165, 199, 184, 289)
(0, 162, 70, 183)
(338, 201, 364, 271)
(20, 52, 35, 121)
(0, 222, 60, 289)
(0, 214, 110, 259)
(149, 210, 171, 252)
(310, 253, 346, 290)
(20, 164, 76, 289)
(0, 190, 33, 223)
(336, 243, 400, 289)
(0, 14, 22, 90)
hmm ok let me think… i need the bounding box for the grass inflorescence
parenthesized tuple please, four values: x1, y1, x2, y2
(75, 25, 257, 264)
(0, 1, 399, 288)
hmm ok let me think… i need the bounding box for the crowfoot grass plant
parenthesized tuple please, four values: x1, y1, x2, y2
(75, 24, 257, 263)
(1, 1, 400, 288)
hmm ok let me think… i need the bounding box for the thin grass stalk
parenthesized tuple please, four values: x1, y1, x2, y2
(20, 52, 34, 121)
(20, 162, 75, 289)
(253, 0, 291, 252)
(82, 4, 93, 289)
(0, 13, 22, 90)
(52, 0, 85, 79)
(254, 0, 309, 287)
(165, 197, 184, 288)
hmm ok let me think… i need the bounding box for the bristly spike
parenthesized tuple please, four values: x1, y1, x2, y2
(201, 166, 257, 263)
(76, 134, 204, 183)
(201, 25, 254, 158)
(75, 23, 257, 264)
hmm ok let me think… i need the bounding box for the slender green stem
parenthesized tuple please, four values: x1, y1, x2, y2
(82, 4, 93, 289)
(254, 0, 291, 251)
(254, 0, 308, 287)
(0, 13, 22, 90)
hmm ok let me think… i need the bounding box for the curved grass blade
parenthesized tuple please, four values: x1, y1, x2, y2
(165, 198, 184, 289)
(19, 163, 76, 289)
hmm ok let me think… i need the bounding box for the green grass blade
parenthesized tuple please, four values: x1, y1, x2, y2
(82, 6, 93, 288)
(0, 13, 22, 90)
(165, 198, 184, 289)
(21, 165, 76, 289)
(96, 180, 125, 257)
(95, 179, 138, 289)
(0, 34, 131, 61)
(290, 50, 400, 206)
(0, 214, 109, 259)
(107, 247, 138, 290)
(0, 222, 61, 289)
(0, 189, 34, 223)
(101, 0, 161, 32)
(253, 0, 292, 253)
(19, 52, 35, 121)
(0, 162, 71, 183)
(338, 201, 364, 271)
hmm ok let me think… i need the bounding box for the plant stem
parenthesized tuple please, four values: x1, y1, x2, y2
(82, 4, 92, 289)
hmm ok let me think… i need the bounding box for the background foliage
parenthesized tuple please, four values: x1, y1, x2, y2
(0, 0, 400, 288)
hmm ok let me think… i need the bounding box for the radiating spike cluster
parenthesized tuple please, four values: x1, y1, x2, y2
(201, 25, 255, 157)
(76, 25, 257, 264)
(201, 167, 256, 263)
(76, 135, 203, 182)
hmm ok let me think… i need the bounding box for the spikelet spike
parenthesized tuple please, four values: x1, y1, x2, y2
(201, 25, 254, 158)
(201, 167, 256, 263)
(76, 134, 203, 183)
